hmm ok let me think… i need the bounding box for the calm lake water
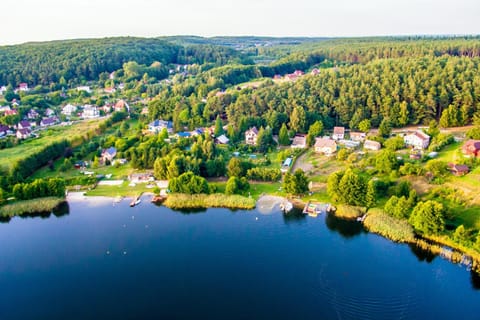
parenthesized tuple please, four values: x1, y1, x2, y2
(0, 198, 479, 320)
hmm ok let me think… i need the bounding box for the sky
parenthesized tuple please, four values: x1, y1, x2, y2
(1, 0, 479, 45)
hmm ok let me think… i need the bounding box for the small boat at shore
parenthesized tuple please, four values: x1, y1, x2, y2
(130, 198, 141, 207)
(280, 201, 293, 213)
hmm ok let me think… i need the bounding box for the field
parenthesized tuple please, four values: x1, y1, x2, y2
(0, 119, 103, 172)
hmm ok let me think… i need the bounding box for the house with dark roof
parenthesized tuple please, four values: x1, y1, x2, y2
(101, 147, 117, 163)
(27, 109, 39, 119)
(0, 124, 9, 137)
(448, 163, 469, 176)
(462, 140, 480, 158)
(245, 127, 259, 145)
(332, 126, 345, 140)
(16, 128, 31, 139)
(40, 117, 58, 127)
(18, 120, 31, 130)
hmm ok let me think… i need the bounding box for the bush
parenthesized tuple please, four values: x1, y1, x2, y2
(246, 167, 281, 181)
(163, 193, 256, 210)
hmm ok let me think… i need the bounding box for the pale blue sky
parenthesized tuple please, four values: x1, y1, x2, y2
(1, 0, 479, 44)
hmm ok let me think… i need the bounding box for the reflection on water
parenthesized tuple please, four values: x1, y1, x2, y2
(408, 243, 437, 263)
(325, 213, 365, 238)
(471, 271, 480, 290)
(282, 208, 307, 225)
(0, 200, 70, 223)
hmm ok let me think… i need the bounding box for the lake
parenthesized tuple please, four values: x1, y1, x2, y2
(0, 197, 479, 319)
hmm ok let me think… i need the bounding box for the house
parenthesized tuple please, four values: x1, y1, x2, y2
(81, 105, 100, 118)
(245, 127, 259, 145)
(291, 134, 307, 149)
(18, 120, 31, 130)
(0, 85, 6, 95)
(462, 140, 480, 158)
(364, 140, 381, 151)
(0, 124, 9, 137)
(62, 104, 77, 116)
(76, 86, 91, 93)
(0, 105, 11, 113)
(141, 107, 149, 115)
(350, 132, 366, 142)
(191, 128, 204, 136)
(148, 120, 173, 133)
(404, 131, 430, 149)
(215, 134, 230, 145)
(114, 99, 129, 112)
(332, 126, 345, 140)
(128, 172, 154, 183)
(314, 137, 337, 155)
(4, 109, 18, 116)
(104, 87, 116, 94)
(40, 117, 58, 127)
(448, 163, 469, 176)
(16, 128, 31, 139)
(176, 132, 191, 138)
(27, 109, 39, 119)
(101, 147, 117, 163)
(339, 139, 360, 149)
(18, 83, 29, 92)
(45, 108, 55, 117)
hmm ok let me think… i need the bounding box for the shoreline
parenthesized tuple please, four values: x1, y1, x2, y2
(48, 192, 480, 273)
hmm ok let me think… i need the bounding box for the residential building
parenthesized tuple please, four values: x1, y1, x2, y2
(76, 86, 91, 93)
(18, 120, 31, 130)
(4, 109, 18, 116)
(40, 117, 58, 127)
(0, 124, 9, 136)
(364, 140, 381, 151)
(291, 134, 307, 149)
(404, 131, 430, 149)
(101, 147, 117, 163)
(27, 109, 39, 119)
(350, 132, 366, 142)
(245, 127, 259, 145)
(148, 120, 173, 133)
(114, 99, 129, 112)
(332, 126, 345, 140)
(215, 134, 230, 145)
(45, 108, 55, 117)
(462, 140, 480, 158)
(128, 172, 154, 183)
(62, 104, 77, 116)
(81, 105, 100, 118)
(18, 83, 29, 92)
(16, 128, 31, 139)
(314, 137, 337, 155)
(448, 163, 469, 176)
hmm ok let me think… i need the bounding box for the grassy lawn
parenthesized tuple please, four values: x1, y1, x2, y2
(0, 119, 103, 172)
(435, 141, 462, 163)
(84, 181, 152, 198)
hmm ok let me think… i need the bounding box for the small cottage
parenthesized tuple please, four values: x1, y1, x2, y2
(364, 140, 381, 151)
(448, 163, 469, 176)
(314, 137, 337, 155)
(291, 134, 307, 149)
(332, 126, 345, 140)
(101, 147, 117, 163)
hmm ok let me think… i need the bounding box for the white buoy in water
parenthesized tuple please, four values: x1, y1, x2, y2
(123, 251, 127, 255)
(255, 217, 258, 221)
(106, 250, 110, 255)
(132, 216, 135, 220)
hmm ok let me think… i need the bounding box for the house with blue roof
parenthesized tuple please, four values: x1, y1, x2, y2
(148, 120, 173, 133)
